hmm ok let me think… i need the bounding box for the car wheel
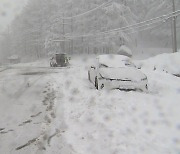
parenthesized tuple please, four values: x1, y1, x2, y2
(88, 71, 90, 81)
(95, 77, 98, 90)
(101, 84, 104, 89)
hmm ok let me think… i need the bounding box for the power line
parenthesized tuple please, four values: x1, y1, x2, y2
(96, 19, 173, 41)
(65, 10, 180, 39)
(79, 16, 174, 43)
(66, 10, 180, 38)
(68, 10, 180, 38)
(101, 10, 180, 34)
(68, 18, 160, 41)
(52, 39, 71, 42)
(66, 12, 180, 42)
(123, 12, 180, 35)
(58, 1, 112, 20)
(48, 1, 112, 31)
(48, 1, 113, 44)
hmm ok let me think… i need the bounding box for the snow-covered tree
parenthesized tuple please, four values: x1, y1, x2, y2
(45, 0, 136, 54)
(0, 0, 136, 59)
(129, 0, 180, 48)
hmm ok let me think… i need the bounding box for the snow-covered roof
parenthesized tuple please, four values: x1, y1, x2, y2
(7, 55, 20, 60)
(98, 54, 131, 68)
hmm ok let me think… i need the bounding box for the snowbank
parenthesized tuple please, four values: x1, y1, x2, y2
(117, 45, 132, 57)
(56, 56, 180, 154)
(134, 51, 180, 76)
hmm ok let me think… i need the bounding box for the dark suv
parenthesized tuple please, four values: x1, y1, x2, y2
(50, 53, 70, 67)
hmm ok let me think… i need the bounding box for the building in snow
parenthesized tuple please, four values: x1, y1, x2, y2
(7, 55, 21, 64)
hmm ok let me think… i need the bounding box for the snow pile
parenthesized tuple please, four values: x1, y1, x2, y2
(117, 45, 132, 57)
(134, 51, 180, 76)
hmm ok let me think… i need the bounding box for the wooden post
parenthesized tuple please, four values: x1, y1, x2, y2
(71, 12, 74, 54)
(62, 13, 65, 53)
(172, 0, 177, 53)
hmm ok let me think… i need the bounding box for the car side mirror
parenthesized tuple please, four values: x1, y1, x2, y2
(91, 66, 96, 69)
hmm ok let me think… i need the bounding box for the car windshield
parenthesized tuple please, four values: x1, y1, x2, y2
(99, 60, 135, 68)
(98, 55, 136, 68)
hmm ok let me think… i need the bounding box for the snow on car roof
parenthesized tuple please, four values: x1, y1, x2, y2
(97, 54, 131, 68)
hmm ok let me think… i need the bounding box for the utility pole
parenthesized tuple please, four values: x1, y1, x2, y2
(62, 13, 65, 53)
(172, 0, 177, 53)
(70, 2, 74, 54)
(71, 12, 74, 54)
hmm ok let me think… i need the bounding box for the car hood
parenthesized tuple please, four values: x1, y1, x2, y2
(99, 67, 147, 82)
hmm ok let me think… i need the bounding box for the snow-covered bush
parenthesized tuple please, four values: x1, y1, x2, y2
(117, 45, 132, 57)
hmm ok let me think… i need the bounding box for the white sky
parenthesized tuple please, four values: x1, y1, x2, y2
(0, 0, 28, 32)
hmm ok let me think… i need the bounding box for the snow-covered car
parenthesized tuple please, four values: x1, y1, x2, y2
(88, 54, 148, 91)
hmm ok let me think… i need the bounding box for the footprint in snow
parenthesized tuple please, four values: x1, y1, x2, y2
(19, 120, 32, 126)
(0, 129, 14, 134)
(31, 112, 42, 118)
(0, 128, 5, 131)
(43, 91, 47, 93)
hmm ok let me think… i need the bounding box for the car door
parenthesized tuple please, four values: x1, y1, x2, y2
(89, 66, 97, 84)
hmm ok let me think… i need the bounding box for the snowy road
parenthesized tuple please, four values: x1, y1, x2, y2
(0, 56, 180, 154)
(0, 66, 69, 154)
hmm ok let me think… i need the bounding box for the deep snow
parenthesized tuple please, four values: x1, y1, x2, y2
(134, 51, 180, 76)
(0, 53, 180, 154)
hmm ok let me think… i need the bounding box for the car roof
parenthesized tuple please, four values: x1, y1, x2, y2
(97, 54, 131, 68)
(55, 53, 66, 55)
